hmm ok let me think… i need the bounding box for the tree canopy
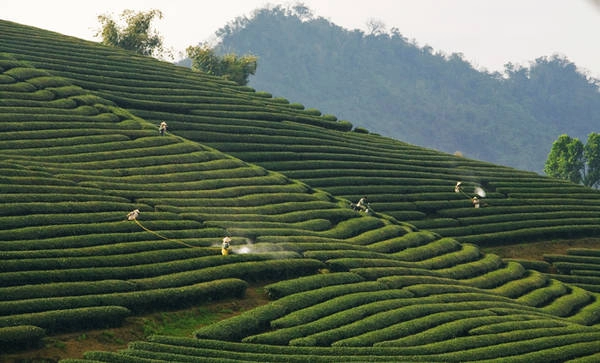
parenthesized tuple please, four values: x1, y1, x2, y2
(545, 133, 600, 188)
(96, 9, 166, 58)
(186, 44, 257, 86)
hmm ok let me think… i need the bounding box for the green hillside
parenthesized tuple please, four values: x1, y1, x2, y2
(1, 20, 600, 362)
(213, 5, 600, 173)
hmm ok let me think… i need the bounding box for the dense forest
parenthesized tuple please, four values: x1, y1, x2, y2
(205, 4, 600, 173)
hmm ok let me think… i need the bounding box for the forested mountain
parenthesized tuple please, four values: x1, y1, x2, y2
(211, 4, 600, 173)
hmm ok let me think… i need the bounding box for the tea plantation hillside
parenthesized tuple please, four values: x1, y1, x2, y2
(1, 20, 600, 362)
(2, 21, 599, 248)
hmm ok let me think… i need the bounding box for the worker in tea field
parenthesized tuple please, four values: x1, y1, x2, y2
(222, 236, 232, 255)
(454, 181, 463, 193)
(353, 196, 369, 212)
(127, 209, 140, 220)
(472, 196, 481, 208)
(159, 121, 168, 136)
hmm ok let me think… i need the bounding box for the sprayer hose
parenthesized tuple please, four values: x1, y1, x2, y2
(132, 219, 197, 248)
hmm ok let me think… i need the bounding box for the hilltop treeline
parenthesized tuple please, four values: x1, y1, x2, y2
(211, 4, 600, 173)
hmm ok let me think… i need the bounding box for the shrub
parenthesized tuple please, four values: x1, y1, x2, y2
(303, 108, 321, 116)
(370, 230, 439, 253)
(505, 258, 552, 273)
(0, 325, 46, 352)
(269, 289, 413, 331)
(516, 279, 569, 307)
(254, 91, 272, 98)
(264, 272, 365, 299)
(459, 260, 525, 289)
(345, 224, 410, 246)
(5, 66, 50, 80)
(435, 253, 504, 280)
(491, 270, 549, 298)
(326, 258, 414, 272)
(270, 97, 289, 104)
(393, 237, 462, 262)
(195, 281, 386, 341)
(0, 306, 130, 333)
(131, 259, 325, 290)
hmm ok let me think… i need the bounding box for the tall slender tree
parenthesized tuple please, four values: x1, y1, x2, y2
(583, 132, 600, 188)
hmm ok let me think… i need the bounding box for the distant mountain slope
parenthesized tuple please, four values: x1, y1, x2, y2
(213, 5, 600, 173)
(2, 19, 600, 362)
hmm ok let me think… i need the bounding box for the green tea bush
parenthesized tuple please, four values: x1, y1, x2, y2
(326, 258, 415, 271)
(490, 270, 549, 298)
(409, 218, 460, 229)
(195, 281, 386, 341)
(264, 272, 365, 299)
(131, 259, 325, 290)
(568, 248, 600, 257)
(321, 216, 385, 240)
(270, 289, 413, 331)
(544, 253, 600, 265)
(0, 279, 247, 315)
(0, 306, 130, 333)
(377, 275, 459, 289)
(4, 66, 50, 80)
(505, 258, 552, 273)
(0, 279, 135, 300)
(303, 249, 392, 261)
(0, 246, 216, 272)
(572, 269, 600, 277)
(290, 301, 499, 347)
(0, 325, 46, 352)
(0, 74, 14, 83)
(350, 266, 439, 280)
(0, 80, 36, 92)
(254, 91, 272, 98)
(394, 237, 462, 262)
(434, 253, 503, 280)
(0, 88, 55, 100)
(459, 260, 525, 289)
(369, 230, 439, 253)
(27, 76, 72, 88)
(516, 278, 569, 307)
(345, 224, 410, 246)
(288, 102, 304, 110)
(336, 309, 497, 347)
(554, 261, 600, 274)
(303, 108, 321, 116)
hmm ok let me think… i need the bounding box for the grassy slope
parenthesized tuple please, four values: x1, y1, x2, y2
(1, 20, 600, 362)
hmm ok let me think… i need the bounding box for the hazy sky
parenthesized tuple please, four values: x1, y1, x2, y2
(2, 0, 600, 77)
